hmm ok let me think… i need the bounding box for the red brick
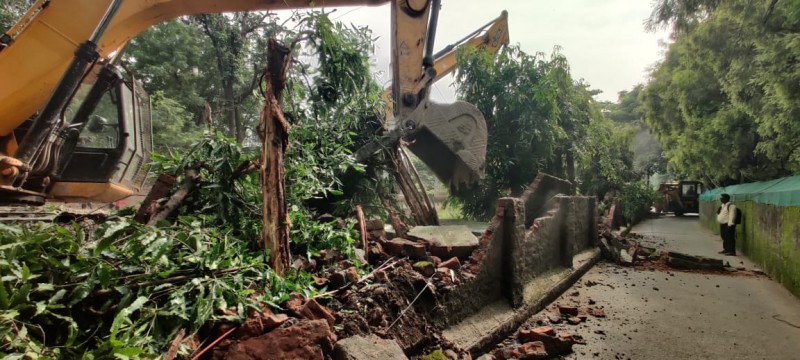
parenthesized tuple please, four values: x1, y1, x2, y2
(557, 305, 579, 316)
(590, 309, 606, 318)
(225, 319, 335, 360)
(299, 298, 336, 327)
(567, 317, 583, 325)
(344, 267, 359, 283)
(518, 327, 555, 342)
(517, 341, 548, 359)
(285, 292, 304, 313)
(384, 238, 427, 259)
(439, 257, 462, 270)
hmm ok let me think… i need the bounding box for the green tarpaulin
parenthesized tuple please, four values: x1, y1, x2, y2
(699, 175, 800, 207)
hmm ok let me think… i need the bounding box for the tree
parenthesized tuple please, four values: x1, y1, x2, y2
(194, 13, 282, 142)
(642, 0, 800, 184)
(451, 46, 563, 219)
(646, 0, 721, 35)
(451, 45, 636, 219)
(282, 13, 387, 217)
(0, 0, 28, 33)
(603, 84, 644, 123)
(126, 13, 283, 144)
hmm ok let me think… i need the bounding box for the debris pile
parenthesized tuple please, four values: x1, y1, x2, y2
(597, 229, 764, 276)
(196, 218, 488, 359)
(486, 300, 610, 359)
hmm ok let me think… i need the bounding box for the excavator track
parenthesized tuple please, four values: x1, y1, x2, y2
(0, 205, 109, 223)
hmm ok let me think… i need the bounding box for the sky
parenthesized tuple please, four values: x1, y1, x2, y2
(297, 0, 670, 103)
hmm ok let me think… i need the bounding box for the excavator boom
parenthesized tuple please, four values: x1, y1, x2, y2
(0, 0, 389, 136)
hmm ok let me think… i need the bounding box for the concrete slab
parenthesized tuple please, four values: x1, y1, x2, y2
(333, 335, 407, 360)
(443, 301, 516, 350)
(408, 225, 478, 258)
(408, 225, 478, 247)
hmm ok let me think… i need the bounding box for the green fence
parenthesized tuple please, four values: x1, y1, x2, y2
(699, 176, 800, 297)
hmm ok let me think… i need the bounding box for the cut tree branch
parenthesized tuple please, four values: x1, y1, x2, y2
(147, 168, 199, 225)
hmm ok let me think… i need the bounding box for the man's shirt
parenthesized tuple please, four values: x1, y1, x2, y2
(717, 203, 736, 226)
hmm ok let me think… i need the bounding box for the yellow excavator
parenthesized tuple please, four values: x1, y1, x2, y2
(0, 0, 494, 205)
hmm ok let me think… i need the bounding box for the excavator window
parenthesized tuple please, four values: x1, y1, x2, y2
(60, 81, 129, 183)
(78, 89, 120, 149)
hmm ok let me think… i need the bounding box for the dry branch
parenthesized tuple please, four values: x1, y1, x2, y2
(356, 204, 368, 255)
(164, 329, 186, 360)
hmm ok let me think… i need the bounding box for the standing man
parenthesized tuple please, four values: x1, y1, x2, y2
(717, 193, 737, 256)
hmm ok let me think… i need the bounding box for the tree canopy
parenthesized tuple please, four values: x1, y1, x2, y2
(451, 45, 638, 219)
(642, 0, 800, 185)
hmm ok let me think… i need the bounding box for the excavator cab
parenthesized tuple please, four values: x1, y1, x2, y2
(2, 63, 152, 204)
(48, 64, 152, 202)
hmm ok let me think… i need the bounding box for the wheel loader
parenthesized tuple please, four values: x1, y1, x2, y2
(655, 180, 704, 216)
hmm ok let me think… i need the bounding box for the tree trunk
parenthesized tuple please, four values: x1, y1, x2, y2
(566, 148, 575, 185)
(223, 81, 239, 141)
(553, 147, 564, 178)
(147, 168, 199, 225)
(258, 39, 292, 275)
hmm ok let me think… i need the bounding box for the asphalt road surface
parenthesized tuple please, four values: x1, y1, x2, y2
(539, 215, 800, 360)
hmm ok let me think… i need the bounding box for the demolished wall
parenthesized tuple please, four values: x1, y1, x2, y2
(436, 174, 598, 326)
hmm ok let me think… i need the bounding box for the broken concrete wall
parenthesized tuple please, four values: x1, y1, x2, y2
(518, 173, 575, 227)
(507, 195, 598, 306)
(563, 196, 599, 260)
(437, 174, 598, 325)
(700, 200, 800, 297)
(434, 202, 507, 327)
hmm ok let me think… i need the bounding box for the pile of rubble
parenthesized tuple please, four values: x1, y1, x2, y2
(597, 227, 765, 276)
(199, 219, 488, 359)
(486, 302, 607, 359)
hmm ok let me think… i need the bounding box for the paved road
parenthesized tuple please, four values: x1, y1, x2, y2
(539, 215, 800, 360)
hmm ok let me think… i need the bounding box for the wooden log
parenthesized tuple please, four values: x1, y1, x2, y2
(147, 169, 198, 225)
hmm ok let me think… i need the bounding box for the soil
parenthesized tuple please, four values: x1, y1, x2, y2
(193, 219, 492, 360)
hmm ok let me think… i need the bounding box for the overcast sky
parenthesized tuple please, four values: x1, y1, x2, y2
(290, 0, 670, 103)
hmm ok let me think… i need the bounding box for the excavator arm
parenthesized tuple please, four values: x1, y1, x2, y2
(381, 11, 508, 123)
(376, 11, 508, 225)
(0, 0, 489, 205)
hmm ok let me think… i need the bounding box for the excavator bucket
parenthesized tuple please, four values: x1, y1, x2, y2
(404, 100, 487, 190)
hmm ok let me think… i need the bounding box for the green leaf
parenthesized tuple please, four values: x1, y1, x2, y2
(0, 283, 9, 309)
(97, 265, 112, 289)
(109, 296, 148, 346)
(10, 284, 30, 307)
(35, 283, 55, 292)
(49, 289, 67, 304)
(70, 278, 95, 306)
(34, 301, 47, 316)
(113, 347, 145, 359)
